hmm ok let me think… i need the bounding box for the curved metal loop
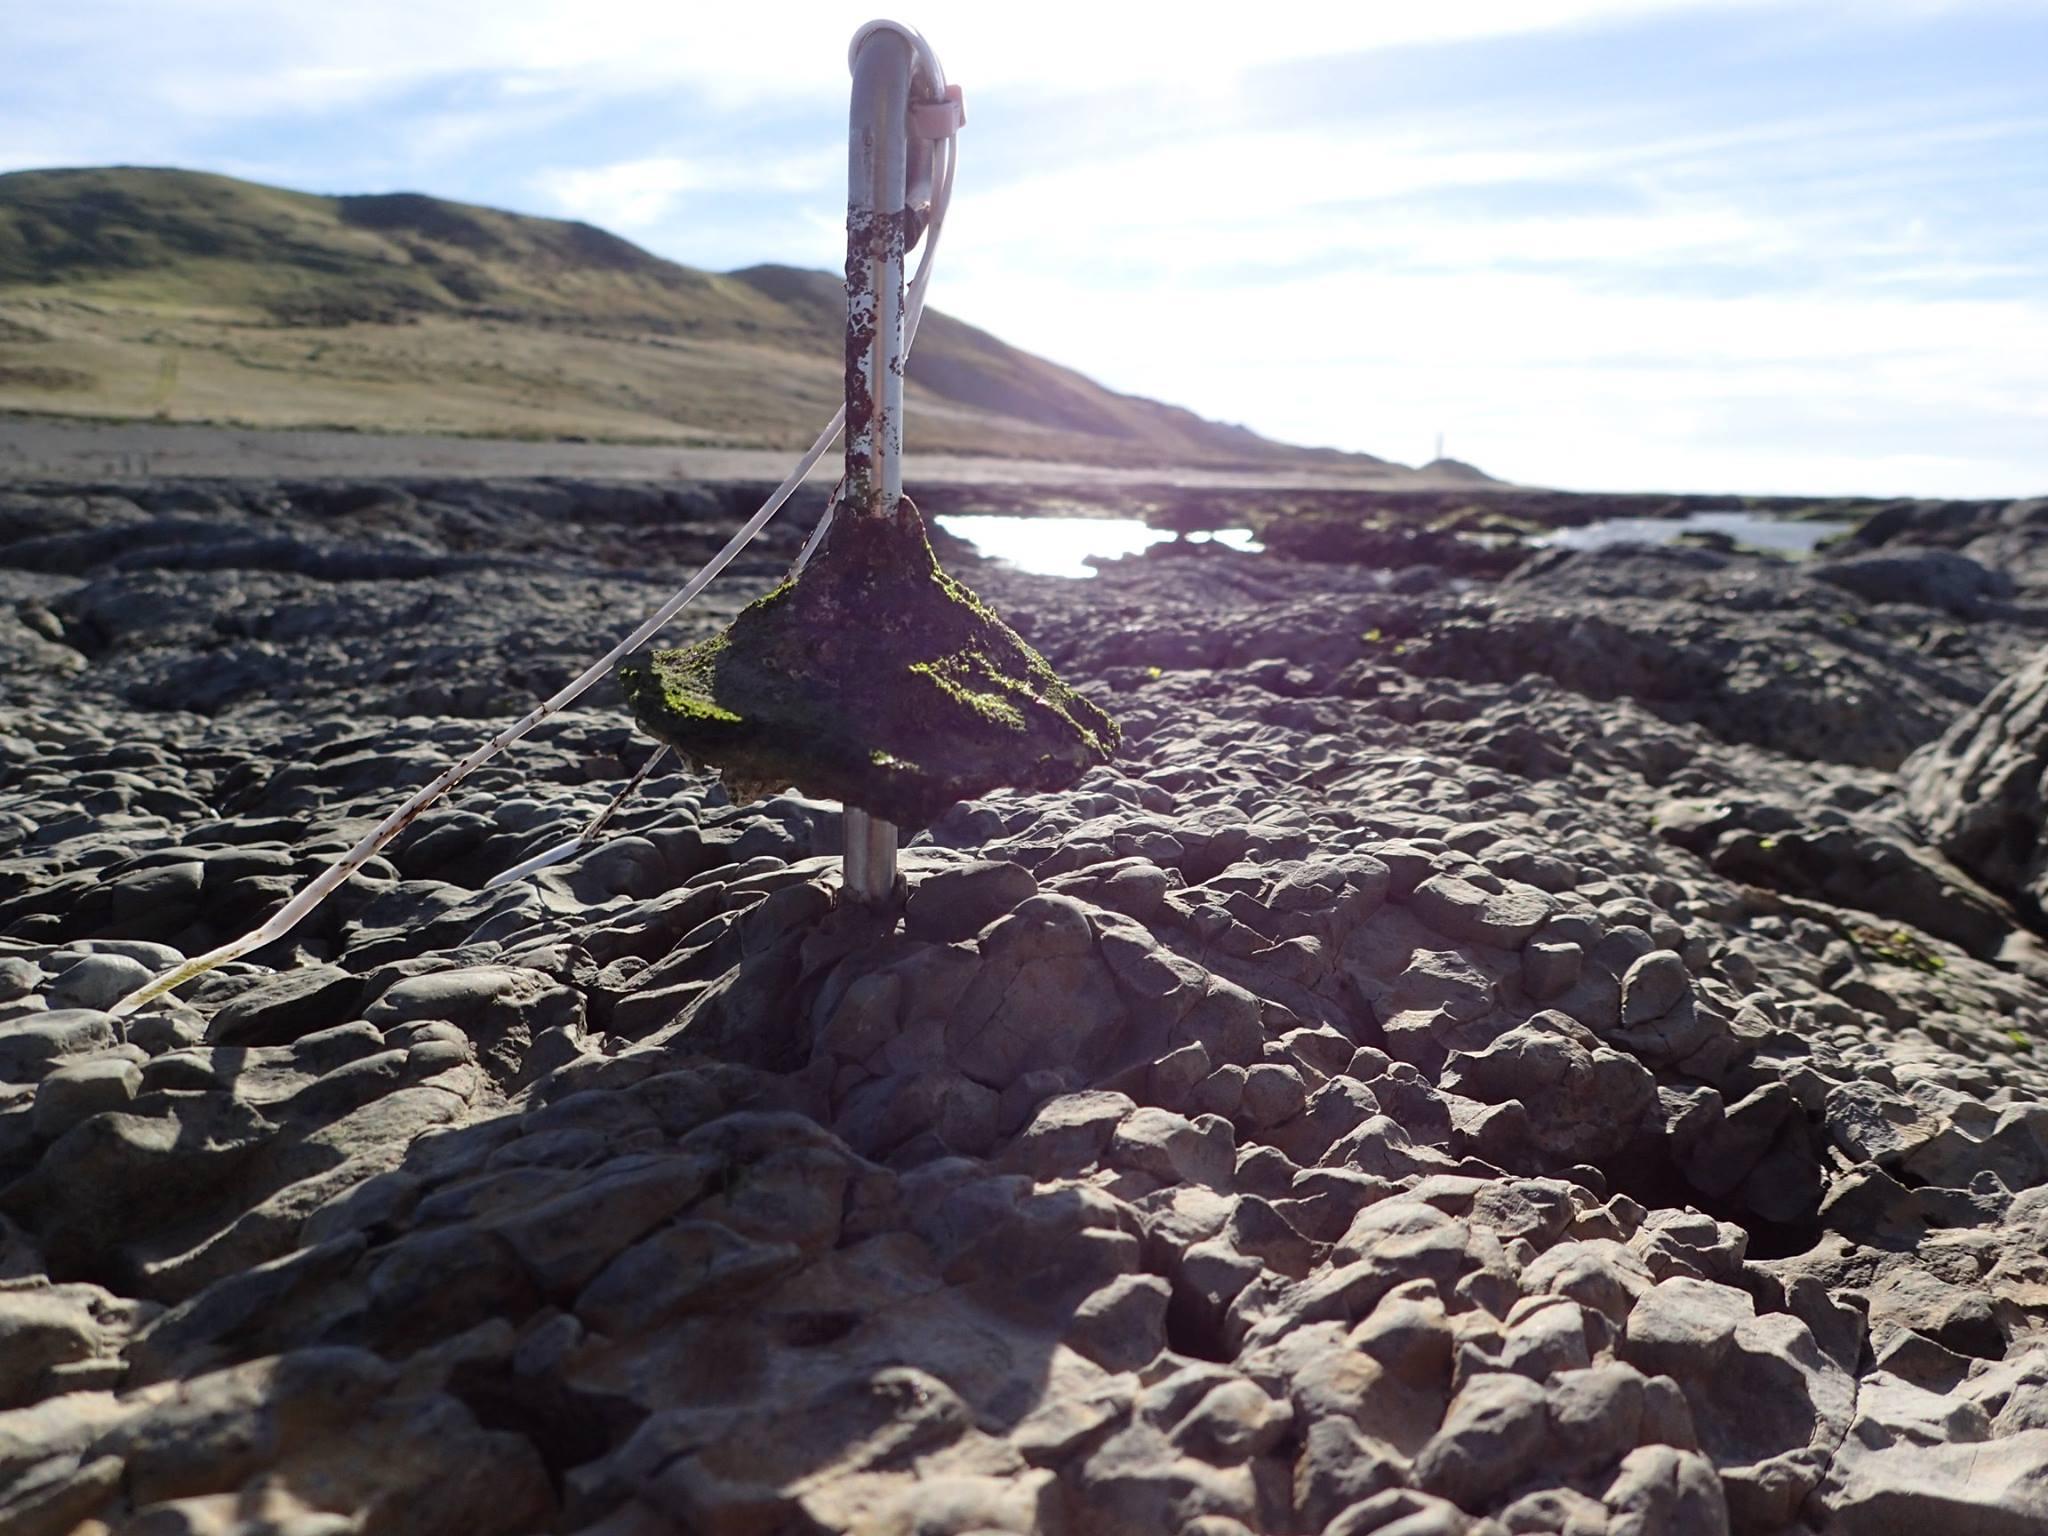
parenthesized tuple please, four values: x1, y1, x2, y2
(848, 19, 946, 96)
(849, 20, 956, 246)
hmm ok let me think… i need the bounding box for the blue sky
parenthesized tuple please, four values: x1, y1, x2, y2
(4, 1, 2044, 496)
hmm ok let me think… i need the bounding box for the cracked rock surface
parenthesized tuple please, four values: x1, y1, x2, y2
(4, 476, 2048, 1534)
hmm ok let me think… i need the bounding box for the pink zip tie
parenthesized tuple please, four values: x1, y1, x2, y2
(910, 84, 965, 139)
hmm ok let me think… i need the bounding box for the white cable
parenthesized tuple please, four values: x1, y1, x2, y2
(481, 744, 673, 889)
(112, 39, 962, 1015)
(109, 415, 840, 1018)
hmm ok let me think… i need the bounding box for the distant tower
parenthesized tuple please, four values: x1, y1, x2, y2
(1434, 431, 1444, 463)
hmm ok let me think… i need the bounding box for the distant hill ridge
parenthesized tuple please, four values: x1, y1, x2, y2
(0, 165, 1444, 475)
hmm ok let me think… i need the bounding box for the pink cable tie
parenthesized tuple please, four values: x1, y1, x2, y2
(910, 84, 965, 139)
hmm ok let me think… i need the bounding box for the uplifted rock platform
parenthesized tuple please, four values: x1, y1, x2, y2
(5, 476, 2048, 1535)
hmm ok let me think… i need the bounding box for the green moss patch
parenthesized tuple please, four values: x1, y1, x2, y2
(1851, 925, 1948, 974)
(618, 495, 1118, 830)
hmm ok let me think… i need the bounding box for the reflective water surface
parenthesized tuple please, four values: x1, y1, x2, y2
(936, 515, 1261, 578)
(1537, 509, 1855, 555)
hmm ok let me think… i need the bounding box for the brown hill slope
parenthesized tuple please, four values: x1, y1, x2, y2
(0, 166, 1420, 473)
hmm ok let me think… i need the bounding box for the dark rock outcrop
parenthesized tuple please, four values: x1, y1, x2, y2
(3, 476, 2048, 1534)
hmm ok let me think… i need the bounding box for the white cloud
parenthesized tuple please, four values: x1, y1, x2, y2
(932, 196, 2048, 497)
(5, 0, 1788, 122)
(525, 148, 838, 233)
(5, 0, 2042, 496)
(530, 158, 715, 231)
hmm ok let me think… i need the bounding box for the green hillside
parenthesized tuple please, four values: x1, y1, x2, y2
(0, 166, 1390, 470)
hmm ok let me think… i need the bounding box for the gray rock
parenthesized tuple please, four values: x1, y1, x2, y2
(0, 1449, 125, 1533)
(1272, 1077, 1382, 1165)
(1239, 1063, 1308, 1130)
(1065, 1272, 1170, 1373)
(1811, 546, 2012, 615)
(363, 965, 583, 1086)
(1522, 941, 1582, 1001)
(364, 1229, 538, 1353)
(1621, 1276, 1766, 1380)
(816, 969, 903, 1064)
(46, 953, 153, 1012)
(1857, 1261, 2007, 1361)
(1357, 943, 1498, 1029)
(1413, 1370, 1548, 1509)
(1195, 1064, 1248, 1120)
(980, 891, 1094, 961)
(0, 957, 43, 1003)
(1280, 1026, 1356, 1079)
(1498, 1295, 1592, 1381)
(1071, 1424, 1262, 1532)
(492, 1154, 715, 1295)
(1149, 1039, 1213, 1110)
(1409, 873, 1553, 948)
(1602, 1444, 1729, 1536)
(30, 1057, 141, 1141)
(1500, 1486, 1612, 1535)
(1626, 1208, 1747, 1286)
(946, 902, 1130, 1084)
(1001, 1090, 1134, 1180)
(1545, 1360, 1696, 1477)
(1845, 1368, 1992, 1447)
(0, 1289, 109, 1409)
(1618, 952, 1689, 1025)
(108, 860, 205, 938)
(1109, 1107, 1236, 1189)
(1439, 1013, 1655, 1167)
(1169, 1377, 1292, 1465)
(1823, 1078, 1959, 1166)
(834, 1067, 1000, 1160)
(1226, 1194, 1318, 1279)
(1322, 1202, 1517, 1322)
(1821, 1429, 2048, 1536)
(904, 859, 1039, 942)
(1900, 643, 2048, 911)
(1295, 1416, 1404, 1529)
(1521, 1240, 1655, 1327)
(1049, 856, 1173, 922)
(1902, 1098, 2048, 1192)
(1326, 1487, 1483, 1535)
(575, 1220, 802, 1337)
(1620, 1278, 1853, 1530)
(3, 1091, 274, 1274)
(207, 964, 365, 1047)
(92, 1346, 554, 1532)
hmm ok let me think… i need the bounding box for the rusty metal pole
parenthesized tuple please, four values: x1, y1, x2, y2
(841, 26, 914, 904)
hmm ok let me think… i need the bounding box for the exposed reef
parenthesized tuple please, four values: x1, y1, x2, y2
(2, 474, 2047, 1534)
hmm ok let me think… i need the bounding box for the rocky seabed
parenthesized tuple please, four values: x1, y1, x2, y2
(4, 478, 2048, 1535)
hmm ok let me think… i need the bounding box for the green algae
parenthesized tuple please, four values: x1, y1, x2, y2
(1851, 925, 1948, 975)
(617, 495, 1118, 830)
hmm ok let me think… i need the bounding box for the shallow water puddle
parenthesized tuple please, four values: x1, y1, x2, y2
(935, 515, 1260, 579)
(1537, 509, 1856, 555)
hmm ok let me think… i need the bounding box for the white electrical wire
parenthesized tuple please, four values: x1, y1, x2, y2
(479, 39, 958, 888)
(480, 744, 673, 891)
(110, 41, 961, 1019)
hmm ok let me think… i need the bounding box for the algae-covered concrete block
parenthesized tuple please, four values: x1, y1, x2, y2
(618, 495, 1117, 830)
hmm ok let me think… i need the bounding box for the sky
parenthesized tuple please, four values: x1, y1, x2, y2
(3, 0, 2045, 497)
